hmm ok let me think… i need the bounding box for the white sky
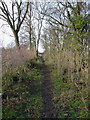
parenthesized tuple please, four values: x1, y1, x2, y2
(0, 0, 46, 53)
(0, 19, 45, 52)
(0, 0, 87, 50)
(0, 0, 15, 48)
(0, 20, 15, 48)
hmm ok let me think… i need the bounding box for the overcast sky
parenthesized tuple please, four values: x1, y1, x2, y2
(0, 0, 15, 48)
(0, 19, 45, 52)
(0, 1, 43, 52)
(0, 19, 15, 48)
(0, 0, 88, 50)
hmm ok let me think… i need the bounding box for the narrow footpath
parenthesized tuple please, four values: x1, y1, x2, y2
(40, 64, 56, 118)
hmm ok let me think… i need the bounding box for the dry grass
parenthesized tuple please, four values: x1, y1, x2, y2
(2, 47, 36, 75)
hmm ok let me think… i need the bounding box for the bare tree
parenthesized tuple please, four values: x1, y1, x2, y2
(22, 2, 36, 50)
(33, 2, 47, 57)
(0, 0, 29, 49)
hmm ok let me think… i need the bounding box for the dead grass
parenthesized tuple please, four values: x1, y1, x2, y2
(2, 47, 36, 75)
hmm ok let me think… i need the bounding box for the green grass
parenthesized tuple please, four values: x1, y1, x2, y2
(2, 62, 89, 119)
(51, 68, 89, 118)
(2, 64, 44, 119)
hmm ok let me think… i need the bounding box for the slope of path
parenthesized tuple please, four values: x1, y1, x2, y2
(40, 64, 56, 118)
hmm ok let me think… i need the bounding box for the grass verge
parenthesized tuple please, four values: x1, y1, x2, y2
(51, 69, 89, 119)
(2, 61, 44, 119)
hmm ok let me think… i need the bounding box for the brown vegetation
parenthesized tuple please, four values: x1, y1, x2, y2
(2, 47, 36, 75)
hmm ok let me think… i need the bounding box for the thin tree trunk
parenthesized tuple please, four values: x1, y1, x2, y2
(36, 37, 40, 58)
(36, 49, 38, 58)
(29, 2, 32, 50)
(13, 31, 20, 49)
(29, 33, 32, 50)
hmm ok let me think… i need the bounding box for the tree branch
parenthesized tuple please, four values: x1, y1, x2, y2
(17, 2, 29, 31)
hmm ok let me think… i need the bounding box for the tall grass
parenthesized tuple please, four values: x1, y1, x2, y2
(2, 47, 36, 75)
(2, 47, 36, 91)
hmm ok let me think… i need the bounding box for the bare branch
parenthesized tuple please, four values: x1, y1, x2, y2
(17, 2, 29, 31)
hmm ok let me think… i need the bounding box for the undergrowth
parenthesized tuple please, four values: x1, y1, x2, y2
(51, 69, 89, 119)
(2, 60, 44, 119)
(2, 61, 89, 119)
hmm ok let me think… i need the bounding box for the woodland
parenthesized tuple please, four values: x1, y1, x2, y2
(0, 0, 90, 119)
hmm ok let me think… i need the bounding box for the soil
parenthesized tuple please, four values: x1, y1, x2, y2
(39, 64, 56, 118)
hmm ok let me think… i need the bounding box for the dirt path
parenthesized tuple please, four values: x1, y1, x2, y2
(2, 63, 57, 119)
(39, 64, 56, 118)
(3, 62, 89, 119)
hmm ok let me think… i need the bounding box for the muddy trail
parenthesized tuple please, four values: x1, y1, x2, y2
(39, 64, 56, 118)
(2, 62, 89, 119)
(2, 63, 57, 119)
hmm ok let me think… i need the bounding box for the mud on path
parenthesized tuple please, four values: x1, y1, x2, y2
(39, 64, 56, 118)
(2, 63, 56, 119)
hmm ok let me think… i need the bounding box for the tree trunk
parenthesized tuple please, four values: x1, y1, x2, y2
(29, 33, 32, 50)
(88, 24, 90, 115)
(87, 4, 90, 114)
(29, 2, 32, 50)
(36, 49, 38, 58)
(36, 38, 39, 58)
(13, 31, 20, 49)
